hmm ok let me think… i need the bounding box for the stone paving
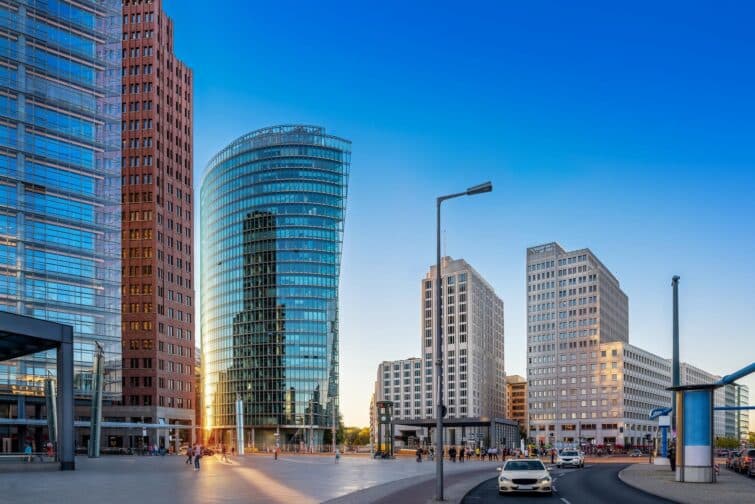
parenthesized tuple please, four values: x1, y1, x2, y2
(0, 453, 505, 504)
(619, 462, 755, 504)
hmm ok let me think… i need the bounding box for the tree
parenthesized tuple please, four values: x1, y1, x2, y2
(749, 431, 755, 446)
(322, 412, 346, 446)
(714, 436, 739, 449)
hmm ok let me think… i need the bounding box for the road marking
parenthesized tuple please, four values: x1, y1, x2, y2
(560, 498, 571, 504)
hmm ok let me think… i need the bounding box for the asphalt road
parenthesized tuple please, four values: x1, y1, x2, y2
(462, 464, 677, 504)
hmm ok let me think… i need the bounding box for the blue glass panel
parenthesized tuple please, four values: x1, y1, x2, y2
(0, 243, 15, 264)
(26, 191, 94, 223)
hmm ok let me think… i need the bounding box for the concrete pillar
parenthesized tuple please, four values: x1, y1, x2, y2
(57, 334, 75, 470)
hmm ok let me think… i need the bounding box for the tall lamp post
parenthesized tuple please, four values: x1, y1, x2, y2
(435, 181, 492, 501)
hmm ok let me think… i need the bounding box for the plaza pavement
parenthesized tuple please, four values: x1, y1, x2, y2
(0, 453, 506, 504)
(619, 462, 755, 503)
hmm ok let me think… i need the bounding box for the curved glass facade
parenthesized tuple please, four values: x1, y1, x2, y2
(0, 0, 122, 404)
(201, 125, 349, 446)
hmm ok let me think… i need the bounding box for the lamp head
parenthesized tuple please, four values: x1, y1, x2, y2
(466, 181, 493, 195)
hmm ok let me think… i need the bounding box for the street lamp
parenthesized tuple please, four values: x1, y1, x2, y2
(435, 181, 492, 501)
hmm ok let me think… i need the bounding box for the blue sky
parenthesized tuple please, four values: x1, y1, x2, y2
(167, 0, 755, 427)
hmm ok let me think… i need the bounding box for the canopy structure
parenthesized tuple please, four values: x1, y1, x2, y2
(0, 312, 75, 470)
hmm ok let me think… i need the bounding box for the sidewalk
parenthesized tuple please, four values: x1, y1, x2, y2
(325, 466, 496, 504)
(619, 463, 755, 504)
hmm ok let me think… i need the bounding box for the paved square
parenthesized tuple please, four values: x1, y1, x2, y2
(0, 454, 501, 504)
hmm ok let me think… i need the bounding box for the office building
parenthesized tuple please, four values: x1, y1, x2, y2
(735, 385, 749, 442)
(526, 242, 742, 448)
(526, 242, 629, 445)
(506, 375, 527, 428)
(200, 125, 350, 450)
(114, 0, 195, 451)
(374, 358, 423, 421)
(0, 0, 122, 452)
(421, 257, 512, 447)
(423, 257, 505, 420)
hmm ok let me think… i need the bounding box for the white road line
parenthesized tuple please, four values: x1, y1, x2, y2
(560, 498, 571, 504)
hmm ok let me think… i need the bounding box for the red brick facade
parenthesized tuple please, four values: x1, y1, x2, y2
(119, 0, 194, 436)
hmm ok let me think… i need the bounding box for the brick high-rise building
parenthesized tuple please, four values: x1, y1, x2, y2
(117, 0, 194, 450)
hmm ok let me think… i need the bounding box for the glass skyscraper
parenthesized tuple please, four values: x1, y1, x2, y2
(0, 0, 121, 449)
(201, 125, 349, 448)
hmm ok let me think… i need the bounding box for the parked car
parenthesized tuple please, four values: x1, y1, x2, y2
(726, 450, 742, 469)
(739, 449, 755, 475)
(556, 450, 585, 468)
(497, 459, 553, 495)
(630, 449, 643, 457)
(715, 449, 729, 458)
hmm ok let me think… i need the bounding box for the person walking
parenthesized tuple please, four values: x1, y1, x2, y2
(550, 448, 555, 464)
(185, 445, 193, 465)
(220, 443, 228, 462)
(24, 443, 32, 463)
(668, 443, 676, 472)
(335, 448, 341, 464)
(415, 446, 422, 463)
(193, 444, 202, 471)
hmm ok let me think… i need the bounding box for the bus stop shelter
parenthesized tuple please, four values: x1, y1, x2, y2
(0, 313, 75, 470)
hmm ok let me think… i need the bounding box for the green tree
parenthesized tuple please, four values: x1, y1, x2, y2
(749, 431, 755, 446)
(714, 436, 740, 449)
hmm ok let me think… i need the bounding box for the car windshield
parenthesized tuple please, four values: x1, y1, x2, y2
(505, 460, 546, 471)
(562, 451, 578, 456)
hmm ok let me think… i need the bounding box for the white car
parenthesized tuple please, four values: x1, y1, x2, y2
(497, 459, 553, 495)
(557, 449, 584, 468)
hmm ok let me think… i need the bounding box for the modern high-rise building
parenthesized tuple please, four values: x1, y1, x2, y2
(116, 0, 195, 451)
(0, 0, 122, 451)
(506, 375, 528, 428)
(422, 257, 506, 444)
(201, 125, 350, 449)
(526, 242, 629, 444)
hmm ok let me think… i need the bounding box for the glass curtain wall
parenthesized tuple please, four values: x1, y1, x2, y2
(0, 0, 122, 418)
(201, 125, 349, 448)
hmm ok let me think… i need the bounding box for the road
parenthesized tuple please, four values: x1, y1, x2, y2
(462, 463, 676, 504)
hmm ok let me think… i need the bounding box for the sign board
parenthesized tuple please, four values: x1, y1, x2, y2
(142, 429, 147, 437)
(658, 415, 671, 427)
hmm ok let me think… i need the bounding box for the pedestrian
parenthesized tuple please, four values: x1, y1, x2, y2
(185, 445, 193, 465)
(24, 443, 32, 463)
(416, 447, 422, 463)
(429, 446, 434, 461)
(475, 446, 480, 460)
(459, 447, 465, 463)
(550, 449, 555, 464)
(221, 443, 228, 462)
(194, 444, 202, 471)
(668, 444, 676, 472)
(335, 448, 341, 464)
(231, 446, 235, 457)
(274, 445, 279, 461)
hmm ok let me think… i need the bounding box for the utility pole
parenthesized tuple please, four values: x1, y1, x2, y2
(88, 342, 104, 458)
(672, 276, 680, 432)
(332, 397, 336, 453)
(309, 399, 314, 453)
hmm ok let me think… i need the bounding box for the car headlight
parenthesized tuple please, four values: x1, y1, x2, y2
(538, 476, 551, 483)
(499, 476, 511, 482)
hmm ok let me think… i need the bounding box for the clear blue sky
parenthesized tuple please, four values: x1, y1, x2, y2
(167, 0, 755, 427)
